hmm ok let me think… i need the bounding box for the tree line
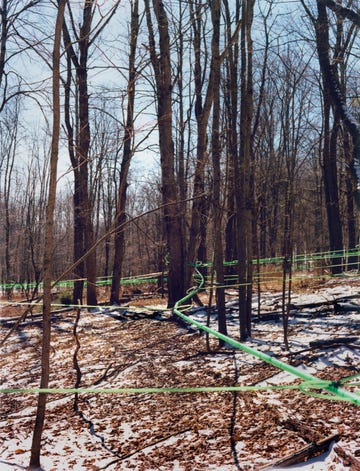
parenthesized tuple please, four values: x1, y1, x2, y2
(1, 0, 360, 333)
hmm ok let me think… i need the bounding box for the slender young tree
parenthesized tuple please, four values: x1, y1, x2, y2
(210, 0, 227, 341)
(29, 0, 65, 467)
(236, 0, 255, 340)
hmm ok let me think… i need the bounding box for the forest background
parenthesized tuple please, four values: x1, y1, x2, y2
(1, 0, 360, 338)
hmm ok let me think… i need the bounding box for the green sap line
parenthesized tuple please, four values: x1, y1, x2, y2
(173, 267, 360, 407)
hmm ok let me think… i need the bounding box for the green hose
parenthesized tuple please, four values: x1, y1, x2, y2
(173, 267, 360, 406)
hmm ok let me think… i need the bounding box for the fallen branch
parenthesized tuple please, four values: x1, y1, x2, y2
(260, 432, 339, 469)
(309, 337, 358, 349)
(334, 444, 360, 470)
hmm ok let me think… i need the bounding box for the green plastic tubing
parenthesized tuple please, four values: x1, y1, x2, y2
(173, 267, 360, 407)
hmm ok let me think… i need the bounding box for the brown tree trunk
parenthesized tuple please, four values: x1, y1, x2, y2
(77, 1, 97, 306)
(210, 0, 227, 342)
(185, 0, 215, 289)
(62, 0, 118, 306)
(237, 0, 254, 340)
(223, 0, 240, 284)
(312, 0, 360, 273)
(29, 0, 65, 467)
(317, 18, 344, 274)
(144, 0, 185, 308)
(111, 0, 139, 304)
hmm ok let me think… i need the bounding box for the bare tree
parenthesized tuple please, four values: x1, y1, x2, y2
(144, 0, 186, 307)
(185, 0, 214, 288)
(236, 0, 255, 340)
(0, 0, 43, 111)
(0, 97, 19, 295)
(302, 0, 360, 273)
(111, 0, 140, 303)
(29, 0, 65, 467)
(62, 0, 120, 306)
(210, 0, 227, 341)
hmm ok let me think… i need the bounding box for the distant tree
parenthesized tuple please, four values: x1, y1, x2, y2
(62, 0, 120, 306)
(0, 0, 41, 111)
(22, 143, 50, 297)
(0, 97, 19, 295)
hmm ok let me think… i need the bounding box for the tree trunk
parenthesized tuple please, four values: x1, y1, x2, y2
(144, 0, 185, 308)
(62, 0, 99, 307)
(223, 0, 240, 285)
(210, 0, 227, 342)
(110, 0, 139, 304)
(29, 0, 65, 467)
(185, 0, 214, 289)
(237, 0, 254, 340)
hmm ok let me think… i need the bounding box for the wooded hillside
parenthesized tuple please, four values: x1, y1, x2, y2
(1, 2, 360, 469)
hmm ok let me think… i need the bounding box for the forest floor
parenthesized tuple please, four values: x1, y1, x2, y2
(0, 274, 360, 470)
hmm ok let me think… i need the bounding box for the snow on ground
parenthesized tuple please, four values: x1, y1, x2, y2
(0, 275, 359, 470)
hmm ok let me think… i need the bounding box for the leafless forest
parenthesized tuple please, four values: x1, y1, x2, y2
(1, 1, 360, 469)
(0, 0, 359, 305)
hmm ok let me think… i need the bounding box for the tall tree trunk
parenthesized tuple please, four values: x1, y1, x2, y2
(144, 0, 185, 308)
(344, 128, 358, 268)
(210, 0, 227, 342)
(325, 111, 343, 273)
(185, 0, 215, 289)
(29, 1, 65, 467)
(63, 51, 85, 303)
(236, 0, 254, 340)
(312, 0, 360, 272)
(318, 37, 343, 274)
(223, 0, 240, 284)
(111, 0, 139, 303)
(62, 0, 106, 306)
(77, 0, 97, 306)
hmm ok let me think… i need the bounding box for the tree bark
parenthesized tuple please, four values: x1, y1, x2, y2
(315, 2, 344, 274)
(237, 0, 254, 340)
(110, 0, 139, 303)
(210, 0, 227, 342)
(144, 0, 185, 308)
(185, 0, 215, 289)
(29, 0, 65, 467)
